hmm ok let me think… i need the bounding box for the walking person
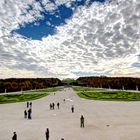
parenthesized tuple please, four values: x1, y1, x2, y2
(45, 128, 49, 140)
(27, 102, 29, 108)
(28, 108, 32, 119)
(24, 110, 27, 118)
(50, 103, 52, 110)
(52, 103, 55, 110)
(12, 132, 17, 140)
(71, 105, 74, 113)
(80, 115, 84, 128)
(29, 102, 32, 108)
(57, 102, 60, 109)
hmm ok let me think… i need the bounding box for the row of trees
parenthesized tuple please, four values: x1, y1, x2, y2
(61, 78, 78, 86)
(0, 78, 61, 93)
(1, 76, 139, 93)
(76, 76, 140, 90)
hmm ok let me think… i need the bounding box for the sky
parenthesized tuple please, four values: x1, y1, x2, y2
(0, 0, 140, 80)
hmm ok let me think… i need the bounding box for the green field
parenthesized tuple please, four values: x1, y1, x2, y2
(73, 87, 103, 92)
(74, 87, 140, 101)
(30, 87, 63, 92)
(0, 94, 48, 104)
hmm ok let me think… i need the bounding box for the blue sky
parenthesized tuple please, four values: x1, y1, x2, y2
(14, 0, 106, 40)
(0, 0, 140, 79)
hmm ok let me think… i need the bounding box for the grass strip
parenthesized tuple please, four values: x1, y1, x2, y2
(76, 91, 140, 101)
(73, 87, 103, 92)
(30, 87, 63, 92)
(0, 93, 48, 104)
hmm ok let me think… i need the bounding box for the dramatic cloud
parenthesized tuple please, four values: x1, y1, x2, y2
(0, 0, 140, 79)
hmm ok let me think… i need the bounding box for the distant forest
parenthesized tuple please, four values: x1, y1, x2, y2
(0, 76, 140, 93)
(0, 78, 61, 93)
(77, 76, 140, 90)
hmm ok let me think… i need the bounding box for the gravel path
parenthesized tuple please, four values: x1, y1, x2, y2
(0, 87, 140, 140)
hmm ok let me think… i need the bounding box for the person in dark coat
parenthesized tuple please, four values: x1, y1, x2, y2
(12, 132, 17, 140)
(27, 102, 29, 108)
(57, 102, 60, 109)
(24, 110, 27, 118)
(29, 102, 32, 107)
(28, 108, 32, 119)
(61, 138, 64, 140)
(71, 105, 74, 113)
(52, 103, 55, 110)
(80, 115, 84, 128)
(45, 128, 49, 140)
(50, 103, 52, 110)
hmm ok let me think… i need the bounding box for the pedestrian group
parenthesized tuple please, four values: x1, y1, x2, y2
(12, 89, 85, 140)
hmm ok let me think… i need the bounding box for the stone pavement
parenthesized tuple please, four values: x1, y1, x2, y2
(0, 87, 140, 140)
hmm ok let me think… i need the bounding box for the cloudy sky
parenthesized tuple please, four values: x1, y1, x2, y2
(0, 0, 140, 79)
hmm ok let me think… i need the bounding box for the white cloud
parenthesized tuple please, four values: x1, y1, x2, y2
(0, 0, 44, 37)
(42, 0, 57, 11)
(0, 0, 140, 79)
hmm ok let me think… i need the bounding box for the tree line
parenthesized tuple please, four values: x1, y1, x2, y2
(76, 76, 140, 90)
(0, 78, 61, 93)
(1, 76, 140, 93)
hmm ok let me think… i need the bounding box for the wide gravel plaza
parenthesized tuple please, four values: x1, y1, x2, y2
(0, 88, 140, 140)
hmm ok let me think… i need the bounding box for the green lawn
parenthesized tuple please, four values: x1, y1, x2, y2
(74, 89, 140, 101)
(30, 87, 63, 92)
(0, 93, 48, 104)
(73, 87, 103, 92)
